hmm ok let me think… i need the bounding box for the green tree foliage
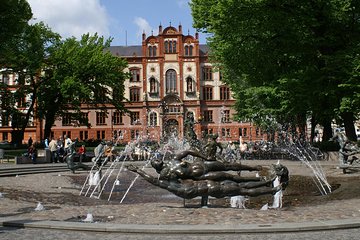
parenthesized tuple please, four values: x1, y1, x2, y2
(1, 22, 60, 145)
(0, 0, 32, 64)
(38, 34, 129, 138)
(190, 0, 360, 140)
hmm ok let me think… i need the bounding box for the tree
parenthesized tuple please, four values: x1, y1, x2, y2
(2, 22, 60, 145)
(190, 0, 360, 141)
(38, 33, 129, 139)
(0, 0, 32, 65)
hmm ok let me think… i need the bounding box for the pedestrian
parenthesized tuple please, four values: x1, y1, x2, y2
(28, 137, 33, 147)
(78, 144, 86, 163)
(28, 144, 37, 164)
(57, 137, 65, 163)
(64, 134, 72, 154)
(44, 138, 49, 149)
(48, 137, 58, 163)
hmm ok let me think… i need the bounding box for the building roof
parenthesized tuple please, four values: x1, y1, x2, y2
(107, 44, 209, 57)
(107, 46, 142, 57)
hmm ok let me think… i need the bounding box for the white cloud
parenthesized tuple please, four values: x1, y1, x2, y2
(27, 0, 110, 39)
(133, 17, 155, 40)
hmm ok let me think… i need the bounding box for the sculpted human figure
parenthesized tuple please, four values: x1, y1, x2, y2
(330, 131, 360, 165)
(127, 164, 285, 199)
(64, 140, 89, 173)
(204, 134, 223, 161)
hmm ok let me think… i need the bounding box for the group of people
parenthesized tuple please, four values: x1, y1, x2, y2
(27, 135, 87, 164)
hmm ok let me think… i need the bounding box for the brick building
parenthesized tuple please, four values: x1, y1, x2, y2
(0, 24, 264, 144)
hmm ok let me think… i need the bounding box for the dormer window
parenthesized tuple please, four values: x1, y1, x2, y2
(148, 45, 157, 57)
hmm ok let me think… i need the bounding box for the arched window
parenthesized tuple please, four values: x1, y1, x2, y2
(149, 112, 157, 126)
(184, 45, 193, 56)
(166, 69, 177, 94)
(186, 76, 194, 92)
(165, 40, 176, 53)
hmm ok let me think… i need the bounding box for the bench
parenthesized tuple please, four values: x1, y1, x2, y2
(0, 149, 13, 163)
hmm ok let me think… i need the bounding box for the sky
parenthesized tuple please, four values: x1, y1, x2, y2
(27, 0, 208, 46)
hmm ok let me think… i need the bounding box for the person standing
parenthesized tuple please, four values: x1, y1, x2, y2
(28, 144, 37, 164)
(28, 137, 33, 147)
(48, 137, 58, 163)
(57, 137, 65, 163)
(44, 138, 49, 149)
(64, 135, 72, 154)
(78, 144, 86, 163)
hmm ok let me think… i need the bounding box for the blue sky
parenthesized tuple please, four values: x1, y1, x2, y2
(27, 0, 208, 46)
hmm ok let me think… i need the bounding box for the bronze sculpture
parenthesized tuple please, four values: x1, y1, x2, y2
(330, 131, 360, 173)
(127, 151, 289, 205)
(64, 141, 89, 173)
(127, 162, 287, 199)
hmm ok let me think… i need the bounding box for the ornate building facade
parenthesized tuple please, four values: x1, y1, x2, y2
(1, 25, 264, 144)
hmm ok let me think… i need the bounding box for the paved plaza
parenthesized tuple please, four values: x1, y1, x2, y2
(0, 159, 360, 239)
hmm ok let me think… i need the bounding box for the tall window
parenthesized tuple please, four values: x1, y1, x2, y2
(130, 88, 140, 102)
(79, 112, 88, 126)
(220, 86, 230, 100)
(130, 112, 140, 125)
(1, 74, 9, 84)
(149, 77, 158, 93)
(186, 77, 194, 92)
(202, 67, 212, 81)
(221, 110, 230, 123)
(113, 112, 123, 125)
(221, 128, 231, 137)
(131, 129, 140, 140)
(203, 110, 213, 122)
(1, 112, 9, 126)
(80, 131, 88, 141)
(166, 69, 177, 94)
(184, 45, 193, 56)
(96, 112, 106, 125)
(2, 132, 8, 141)
(94, 88, 107, 103)
(148, 45, 157, 57)
(165, 40, 176, 53)
(17, 96, 26, 108)
(243, 128, 247, 137)
(203, 86, 213, 100)
(149, 112, 157, 126)
(63, 131, 71, 139)
(130, 68, 140, 82)
(62, 113, 72, 126)
(97, 130, 105, 140)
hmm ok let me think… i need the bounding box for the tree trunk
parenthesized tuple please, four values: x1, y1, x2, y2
(310, 115, 316, 143)
(342, 112, 357, 141)
(11, 130, 24, 147)
(322, 119, 333, 142)
(44, 109, 57, 139)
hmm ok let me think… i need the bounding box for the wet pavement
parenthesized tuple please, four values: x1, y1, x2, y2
(0, 159, 360, 238)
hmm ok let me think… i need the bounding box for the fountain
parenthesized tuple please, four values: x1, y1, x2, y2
(78, 117, 340, 210)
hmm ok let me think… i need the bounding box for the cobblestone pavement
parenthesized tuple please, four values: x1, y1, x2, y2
(0, 159, 360, 239)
